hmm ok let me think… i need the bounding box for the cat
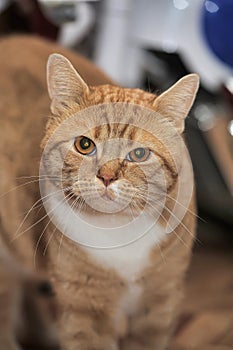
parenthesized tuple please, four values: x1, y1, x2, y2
(0, 34, 113, 350)
(0, 35, 199, 350)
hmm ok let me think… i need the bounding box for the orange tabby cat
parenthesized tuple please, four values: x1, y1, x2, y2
(0, 34, 112, 350)
(0, 35, 199, 350)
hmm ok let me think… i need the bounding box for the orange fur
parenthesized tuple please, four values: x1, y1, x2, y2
(0, 35, 199, 350)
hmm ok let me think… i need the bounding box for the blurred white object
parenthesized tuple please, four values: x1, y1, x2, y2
(226, 77, 233, 95)
(39, 0, 98, 5)
(0, 0, 11, 13)
(95, 0, 232, 90)
(58, 2, 95, 47)
(38, 0, 97, 47)
(228, 120, 233, 136)
(95, 0, 142, 87)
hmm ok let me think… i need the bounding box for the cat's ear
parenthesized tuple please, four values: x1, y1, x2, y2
(47, 53, 89, 115)
(153, 74, 199, 133)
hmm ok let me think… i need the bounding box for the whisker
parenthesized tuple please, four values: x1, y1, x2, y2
(0, 178, 51, 200)
(73, 196, 86, 215)
(134, 186, 203, 221)
(165, 192, 205, 222)
(128, 202, 139, 221)
(57, 231, 64, 263)
(33, 217, 51, 268)
(152, 196, 197, 240)
(34, 191, 76, 266)
(12, 186, 73, 242)
(1, 172, 80, 203)
(134, 193, 190, 249)
(137, 192, 201, 245)
(56, 194, 79, 262)
(157, 243, 166, 264)
(43, 225, 57, 256)
(130, 200, 169, 262)
(16, 175, 61, 179)
(24, 185, 73, 215)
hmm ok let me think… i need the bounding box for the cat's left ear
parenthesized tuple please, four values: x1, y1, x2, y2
(153, 74, 199, 133)
(47, 53, 89, 115)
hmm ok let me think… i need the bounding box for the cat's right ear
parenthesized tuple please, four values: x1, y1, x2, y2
(47, 54, 89, 115)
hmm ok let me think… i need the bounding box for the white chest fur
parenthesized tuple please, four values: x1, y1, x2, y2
(46, 192, 165, 280)
(84, 223, 165, 281)
(46, 194, 166, 321)
(85, 223, 166, 327)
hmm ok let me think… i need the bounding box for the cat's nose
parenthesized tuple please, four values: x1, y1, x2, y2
(97, 171, 117, 187)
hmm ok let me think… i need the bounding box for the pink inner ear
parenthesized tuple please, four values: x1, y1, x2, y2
(47, 53, 89, 111)
(153, 74, 199, 133)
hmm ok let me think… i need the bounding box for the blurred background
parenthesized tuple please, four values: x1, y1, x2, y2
(0, 0, 232, 348)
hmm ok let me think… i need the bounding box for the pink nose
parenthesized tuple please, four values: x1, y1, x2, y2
(97, 173, 117, 187)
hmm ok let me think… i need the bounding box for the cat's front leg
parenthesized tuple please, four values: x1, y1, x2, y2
(52, 278, 122, 350)
(120, 273, 190, 349)
(119, 262, 188, 350)
(119, 302, 174, 350)
(48, 241, 125, 350)
(56, 312, 119, 350)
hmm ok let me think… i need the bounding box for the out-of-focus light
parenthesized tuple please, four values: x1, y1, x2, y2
(0, 0, 9, 13)
(162, 40, 177, 53)
(205, 1, 219, 13)
(39, 0, 98, 6)
(226, 77, 233, 94)
(173, 0, 189, 10)
(228, 120, 233, 136)
(195, 104, 215, 131)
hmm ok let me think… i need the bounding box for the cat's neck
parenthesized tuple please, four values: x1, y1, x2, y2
(45, 188, 163, 245)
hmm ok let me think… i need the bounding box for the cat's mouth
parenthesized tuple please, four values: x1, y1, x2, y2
(65, 180, 135, 214)
(101, 193, 113, 201)
(100, 188, 116, 201)
(77, 187, 131, 214)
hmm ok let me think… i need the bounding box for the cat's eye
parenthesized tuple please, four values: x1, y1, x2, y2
(74, 136, 96, 156)
(126, 147, 150, 162)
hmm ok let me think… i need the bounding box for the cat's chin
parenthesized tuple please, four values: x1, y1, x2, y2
(100, 192, 117, 202)
(75, 185, 132, 214)
(83, 196, 129, 214)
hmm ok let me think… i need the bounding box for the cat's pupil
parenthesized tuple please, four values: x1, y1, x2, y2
(80, 138, 91, 149)
(134, 148, 145, 158)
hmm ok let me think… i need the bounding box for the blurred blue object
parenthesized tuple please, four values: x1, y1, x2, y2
(202, 0, 233, 68)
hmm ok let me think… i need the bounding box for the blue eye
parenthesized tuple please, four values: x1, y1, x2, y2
(126, 148, 150, 162)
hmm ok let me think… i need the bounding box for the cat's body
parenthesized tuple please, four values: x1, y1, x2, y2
(0, 35, 198, 350)
(0, 35, 113, 350)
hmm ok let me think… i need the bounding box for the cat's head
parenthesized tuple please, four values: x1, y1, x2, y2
(41, 54, 199, 236)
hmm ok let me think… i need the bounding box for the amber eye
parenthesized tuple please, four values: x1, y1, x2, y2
(74, 136, 96, 155)
(126, 147, 150, 162)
